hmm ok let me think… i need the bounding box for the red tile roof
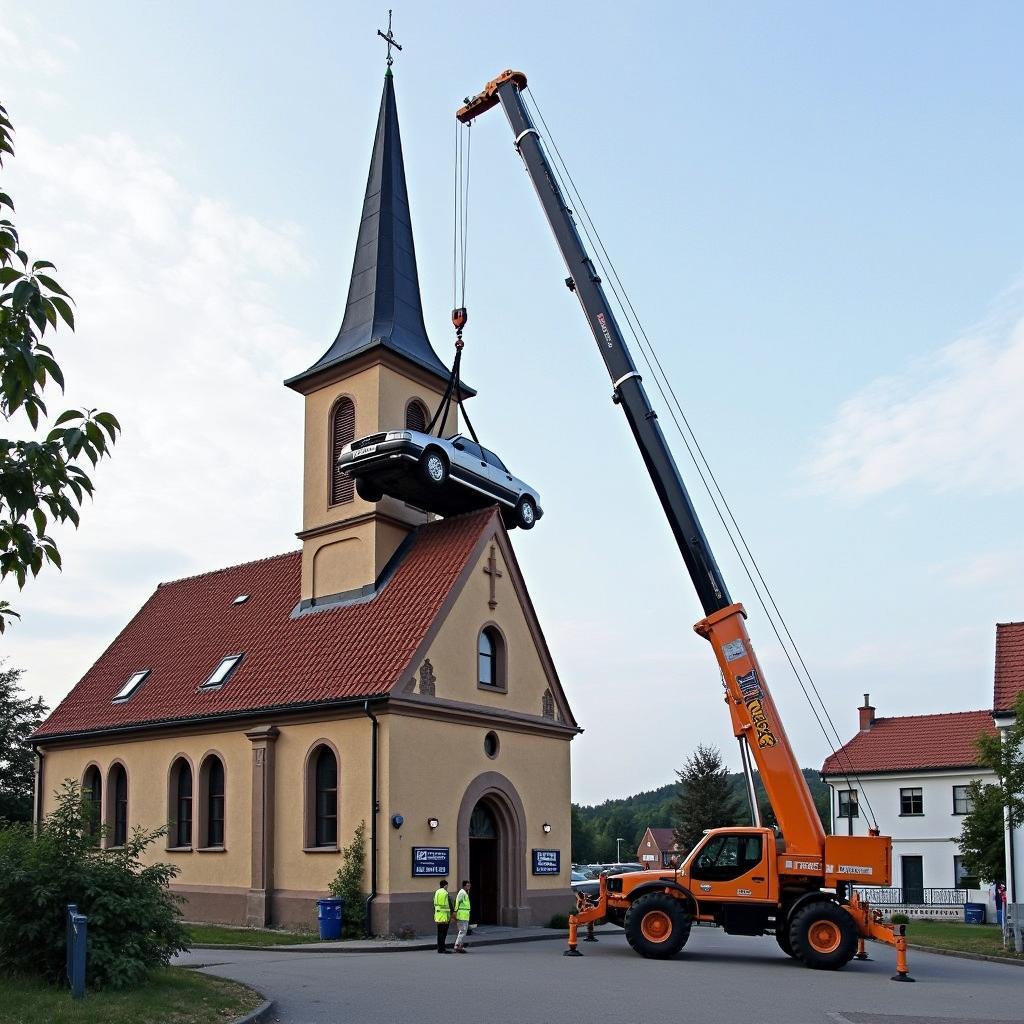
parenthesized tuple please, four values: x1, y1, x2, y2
(647, 828, 677, 851)
(34, 508, 497, 740)
(994, 621, 1024, 714)
(821, 710, 996, 776)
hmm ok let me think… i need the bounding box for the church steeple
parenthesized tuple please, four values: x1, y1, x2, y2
(286, 70, 452, 392)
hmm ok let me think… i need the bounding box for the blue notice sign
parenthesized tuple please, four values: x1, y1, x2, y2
(412, 846, 450, 877)
(532, 849, 560, 876)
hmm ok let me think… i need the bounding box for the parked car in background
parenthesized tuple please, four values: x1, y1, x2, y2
(339, 429, 543, 529)
(570, 862, 647, 927)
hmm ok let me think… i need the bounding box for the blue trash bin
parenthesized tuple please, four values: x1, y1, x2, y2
(964, 902, 986, 924)
(317, 898, 344, 940)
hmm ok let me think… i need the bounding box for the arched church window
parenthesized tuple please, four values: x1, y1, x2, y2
(314, 746, 338, 847)
(405, 399, 428, 433)
(477, 626, 506, 690)
(82, 765, 102, 844)
(169, 757, 193, 848)
(198, 754, 226, 848)
(330, 398, 355, 505)
(107, 763, 128, 847)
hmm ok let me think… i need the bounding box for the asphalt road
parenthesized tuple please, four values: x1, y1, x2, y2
(176, 928, 1024, 1024)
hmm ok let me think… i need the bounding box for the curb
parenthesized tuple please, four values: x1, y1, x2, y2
(905, 942, 1024, 968)
(232, 997, 275, 1024)
(190, 930, 587, 954)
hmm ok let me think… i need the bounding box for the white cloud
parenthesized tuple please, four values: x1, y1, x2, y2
(0, 121, 316, 709)
(939, 547, 1024, 591)
(804, 282, 1024, 499)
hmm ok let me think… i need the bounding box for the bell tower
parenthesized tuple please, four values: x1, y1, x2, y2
(286, 65, 471, 606)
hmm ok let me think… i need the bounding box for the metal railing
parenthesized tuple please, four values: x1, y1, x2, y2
(853, 886, 969, 906)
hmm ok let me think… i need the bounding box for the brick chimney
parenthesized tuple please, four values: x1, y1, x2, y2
(859, 694, 876, 732)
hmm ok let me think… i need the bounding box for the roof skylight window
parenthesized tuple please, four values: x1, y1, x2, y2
(113, 670, 150, 703)
(200, 654, 244, 690)
(233, 594, 249, 605)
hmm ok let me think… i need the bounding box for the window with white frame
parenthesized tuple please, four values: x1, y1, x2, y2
(952, 785, 973, 815)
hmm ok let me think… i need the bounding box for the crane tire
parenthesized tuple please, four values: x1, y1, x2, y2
(356, 479, 384, 503)
(624, 892, 690, 959)
(419, 448, 449, 487)
(788, 901, 857, 970)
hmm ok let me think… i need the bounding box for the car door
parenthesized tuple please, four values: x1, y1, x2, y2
(480, 447, 518, 503)
(450, 437, 490, 490)
(686, 833, 772, 904)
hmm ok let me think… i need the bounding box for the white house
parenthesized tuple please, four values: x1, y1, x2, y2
(822, 699, 996, 919)
(823, 621, 1024, 925)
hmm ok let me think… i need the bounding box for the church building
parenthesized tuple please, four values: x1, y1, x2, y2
(30, 64, 578, 936)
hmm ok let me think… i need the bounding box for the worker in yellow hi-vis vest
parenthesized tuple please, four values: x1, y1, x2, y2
(434, 879, 453, 953)
(453, 880, 472, 953)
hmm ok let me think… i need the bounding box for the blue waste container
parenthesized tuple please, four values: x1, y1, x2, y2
(964, 902, 986, 924)
(317, 898, 344, 940)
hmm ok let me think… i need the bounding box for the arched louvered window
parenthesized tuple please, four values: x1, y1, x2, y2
(109, 763, 128, 847)
(541, 688, 555, 720)
(314, 746, 338, 847)
(171, 758, 193, 848)
(206, 757, 225, 848)
(82, 765, 102, 844)
(330, 397, 355, 505)
(406, 399, 428, 433)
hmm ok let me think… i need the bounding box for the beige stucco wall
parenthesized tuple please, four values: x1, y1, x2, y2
(382, 714, 572, 897)
(38, 729, 251, 890)
(421, 539, 555, 720)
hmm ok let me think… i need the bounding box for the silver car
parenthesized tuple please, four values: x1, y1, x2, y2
(339, 429, 543, 530)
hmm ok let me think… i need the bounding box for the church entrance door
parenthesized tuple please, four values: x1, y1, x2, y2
(469, 801, 500, 925)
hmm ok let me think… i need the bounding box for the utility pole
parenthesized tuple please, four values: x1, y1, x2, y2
(616, 838, 624, 863)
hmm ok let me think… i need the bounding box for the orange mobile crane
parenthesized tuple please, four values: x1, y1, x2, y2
(458, 70, 913, 978)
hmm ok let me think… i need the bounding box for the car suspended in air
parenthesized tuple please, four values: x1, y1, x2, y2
(338, 428, 543, 530)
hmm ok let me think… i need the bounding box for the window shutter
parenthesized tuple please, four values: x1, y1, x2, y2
(331, 399, 355, 504)
(406, 400, 427, 433)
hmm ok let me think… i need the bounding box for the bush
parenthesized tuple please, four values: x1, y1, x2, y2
(0, 781, 187, 989)
(890, 913, 910, 924)
(328, 820, 367, 938)
(547, 914, 570, 930)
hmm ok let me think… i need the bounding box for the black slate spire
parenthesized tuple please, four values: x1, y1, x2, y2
(287, 70, 455, 391)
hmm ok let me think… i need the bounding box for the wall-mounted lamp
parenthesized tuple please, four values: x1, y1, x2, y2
(391, 814, 404, 830)
(542, 822, 552, 834)
(427, 817, 439, 830)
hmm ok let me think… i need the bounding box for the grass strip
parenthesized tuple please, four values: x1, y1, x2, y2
(186, 923, 323, 946)
(0, 967, 263, 1024)
(902, 921, 1024, 961)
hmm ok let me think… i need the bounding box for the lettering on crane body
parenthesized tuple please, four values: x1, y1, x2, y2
(595, 312, 614, 348)
(736, 669, 778, 748)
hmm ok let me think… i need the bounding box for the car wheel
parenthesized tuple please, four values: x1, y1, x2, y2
(515, 495, 537, 530)
(623, 893, 690, 959)
(356, 479, 384, 503)
(788, 901, 857, 970)
(419, 448, 448, 487)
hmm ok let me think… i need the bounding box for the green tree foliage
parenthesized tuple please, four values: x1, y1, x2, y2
(0, 781, 187, 989)
(0, 102, 119, 633)
(672, 744, 744, 853)
(957, 781, 1006, 885)
(0, 662, 46, 822)
(977, 693, 1024, 824)
(328, 819, 367, 937)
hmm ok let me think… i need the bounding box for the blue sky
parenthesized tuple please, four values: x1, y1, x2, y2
(3, 1, 1023, 804)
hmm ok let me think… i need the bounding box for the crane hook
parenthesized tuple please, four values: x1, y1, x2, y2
(452, 306, 468, 348)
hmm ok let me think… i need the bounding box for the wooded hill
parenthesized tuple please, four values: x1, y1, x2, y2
(572, 769, 830, 863)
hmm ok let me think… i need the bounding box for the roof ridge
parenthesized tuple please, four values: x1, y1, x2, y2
(157, 549, 300, 588)
(871, 708, 990, 722)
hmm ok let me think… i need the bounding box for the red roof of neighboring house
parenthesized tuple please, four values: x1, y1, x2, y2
(994, 621, 1024, 714)
(34, 508, 498, 740)
(647, 828, 677, 850)
(821, 710, 996, 776)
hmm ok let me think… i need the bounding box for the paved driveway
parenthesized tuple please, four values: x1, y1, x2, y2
(176, 928, 1023, 1024)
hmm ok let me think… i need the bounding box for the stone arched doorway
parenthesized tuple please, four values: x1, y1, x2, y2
(457, 772, 529, 926)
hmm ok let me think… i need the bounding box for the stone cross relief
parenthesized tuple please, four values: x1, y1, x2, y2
(483, 544, 503, 610)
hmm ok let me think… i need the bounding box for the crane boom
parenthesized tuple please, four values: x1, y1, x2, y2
(459, 71, 825, 854)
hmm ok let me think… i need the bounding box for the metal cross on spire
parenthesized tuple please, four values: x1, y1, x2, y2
(377, 10, 402, 67)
